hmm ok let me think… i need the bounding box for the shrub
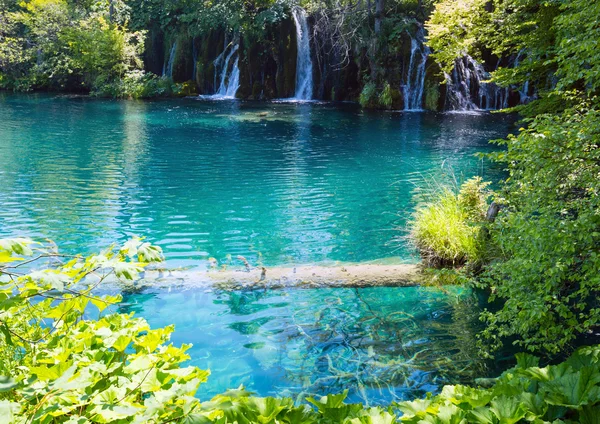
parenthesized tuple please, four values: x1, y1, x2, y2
(410, 177, 490, 267)
(92, 71, 180, 98)
(481, 103, 600, 355)
(397, 345, 600, 423)
(359, 81, 378, 108)
(378, 81, 393, 109)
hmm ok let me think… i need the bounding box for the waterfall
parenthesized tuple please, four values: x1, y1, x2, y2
(192, 41, 198, 80)
(291, 7, 313, 100)
(403, 29, 430, 110)
(215, 44, 239, 98)
(444, 55, 509, 111)
(201, 41, 240, 99)
(163, 42, 177, 79)
(513, 51, 532, 104)
(222, 57, 240, 98)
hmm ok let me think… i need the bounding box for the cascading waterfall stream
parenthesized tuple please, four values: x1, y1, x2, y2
(162, 42, 177, 78)
(403, 29, 430, 111)
(215, 44, 239, 97)
(202, 41, 240, 99)
(444, 55, 509, 111)
(513, 51, 532, 104)
(291, 7, 313, 100)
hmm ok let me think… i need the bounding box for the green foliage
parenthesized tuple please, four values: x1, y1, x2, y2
(360, 81, 397, 109)
(359, 81, 378, 108)
(425, 0, 600, 357)
(410, 177, 491, 267)
(0, 237, 399, 422)
(3, 246, 600, 424)
(4, 238, 600, 423)
(398, 345, 600, 423)
(378, 81, 393, 109)
(0, 0, 149, 95)
(92, 71, 180, 98)
(480, 102, 600, 355)
(425, 0, 488, 73)
(426, 0, 600, 108)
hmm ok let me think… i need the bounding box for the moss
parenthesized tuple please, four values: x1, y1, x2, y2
(424, 80, 440, 111)
(359, 81, 378, 108)
(172, 37, 194, 82)
(424, 58, 446, 111)
(252, 81, 262, 99)
(390, 87, 403, 109)
(195, 62, 204, 90)
(378, 82, 393, 109)
(275, 17, 297, 98)
(177, 80, 197, 96)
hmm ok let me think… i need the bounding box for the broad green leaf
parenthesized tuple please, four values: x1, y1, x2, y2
(489, 396, 527, 424)
(0, 376, 17, 392)
(542, 367, 600, 408)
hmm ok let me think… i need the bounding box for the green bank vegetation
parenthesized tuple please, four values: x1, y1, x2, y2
(3, 238, 600, 423)
(410, 177, 490, 268)
(409, 0, 600, 358)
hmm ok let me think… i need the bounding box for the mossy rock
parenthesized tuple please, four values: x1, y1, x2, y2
(177, 80, 197, 96)
(424, 58, 446, 111)
(391, 87, 403, 109)
(424, 80, 440, 111)
(172, 37, 194, 83)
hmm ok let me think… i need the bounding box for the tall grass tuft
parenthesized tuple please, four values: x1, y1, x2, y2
(410, 177, 490, 268)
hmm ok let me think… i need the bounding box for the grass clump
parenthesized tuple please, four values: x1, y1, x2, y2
(410, 177, 490, 268)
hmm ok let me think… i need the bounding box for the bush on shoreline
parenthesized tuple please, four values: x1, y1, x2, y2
(410, 177, 491, 268)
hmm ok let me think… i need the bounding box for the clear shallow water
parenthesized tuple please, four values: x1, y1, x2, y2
(0, 94, 515, 404)
(115, 286, 488, 405)
(0, 93, 515, 268)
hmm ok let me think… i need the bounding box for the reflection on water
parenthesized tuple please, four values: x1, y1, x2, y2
(118, 286, 489, 405)
(0, 94, 515, 267)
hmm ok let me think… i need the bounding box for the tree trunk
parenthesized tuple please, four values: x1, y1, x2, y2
(109, 0, 115, 22)
(374, 0, 384, 34)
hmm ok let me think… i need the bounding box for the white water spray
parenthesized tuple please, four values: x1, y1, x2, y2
(444, 55, 509, 111)
(203, 41, 240, 99)
(403, 29, 430, 110)
(163, 42, 177, 78)
(291, 7, 313, 100)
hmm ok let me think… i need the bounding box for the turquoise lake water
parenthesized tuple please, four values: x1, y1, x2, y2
(0, 94, 514, 267)
(0, 94, 516, 404)
(113, 285, 488, 405)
